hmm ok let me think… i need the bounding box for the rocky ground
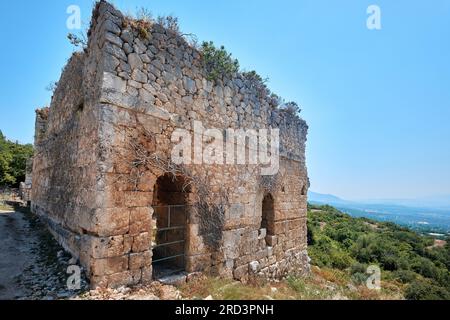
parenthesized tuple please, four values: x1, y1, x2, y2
(0, 204, 182, 301)
(0, 210, 33, 299)
(0, 206, 90, 300)
(76, 282, 181, 300)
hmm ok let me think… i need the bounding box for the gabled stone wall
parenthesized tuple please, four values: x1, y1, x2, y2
(32, 1, 310, 288)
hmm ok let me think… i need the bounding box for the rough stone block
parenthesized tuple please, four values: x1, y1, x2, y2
(141, 266, 153, 283)
(94, 208, 130, 236)
(124, 191, 152, 207)
(186, 254, 211, 273)
(233, 265, 248, 280)
(132, 232, 151, 253)
(90, 235, 131, 259)
(129, 251, 152, 270)
(129, 207, 152, 235)
(249, 261, 260, 273)
(103, 72, 127, 93)
(90, 255, 129, 276)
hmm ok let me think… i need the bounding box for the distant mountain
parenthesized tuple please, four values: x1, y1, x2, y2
(308, 191, 450, 234)
(361, 195, 450, 211)
(308, 191, 351, 205)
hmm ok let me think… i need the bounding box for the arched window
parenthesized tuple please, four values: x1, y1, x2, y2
(301, 184, 307, 196)
(261, 194, 275, 238)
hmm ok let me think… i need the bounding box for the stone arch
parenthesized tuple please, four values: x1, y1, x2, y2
(151, 174, 191, 279)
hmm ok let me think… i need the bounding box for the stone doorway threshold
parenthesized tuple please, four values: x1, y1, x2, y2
(156, 272, 188, 286)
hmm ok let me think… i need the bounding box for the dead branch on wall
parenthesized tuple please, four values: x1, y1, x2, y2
(114, 120, 231, 249)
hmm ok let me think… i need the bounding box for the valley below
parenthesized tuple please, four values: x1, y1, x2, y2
(309, 192, 450, 235)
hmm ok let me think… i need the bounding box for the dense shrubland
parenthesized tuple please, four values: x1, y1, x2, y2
(308, 205, 450, 300)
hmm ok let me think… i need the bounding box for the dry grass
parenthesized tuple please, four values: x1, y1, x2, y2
(177, 267, 405, 301)
(0, 194, 14, 211)
(0, 204, 14, 211)
(122, 16, 152, 40)
(313, 267, 349, 286)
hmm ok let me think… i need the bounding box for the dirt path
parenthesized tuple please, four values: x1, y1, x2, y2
(0, 209, 186, 301)
(0, 211, 36, 299)
(0, 209, 91, 300)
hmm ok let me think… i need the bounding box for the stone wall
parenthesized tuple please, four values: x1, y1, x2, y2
(31, 1, 310, 288)
(32, 25, 106, 275)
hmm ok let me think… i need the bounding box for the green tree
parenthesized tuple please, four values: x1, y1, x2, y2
(405, 280, 450, 300)
(0, 131, 33, 187)
(200, 41, 239, 81)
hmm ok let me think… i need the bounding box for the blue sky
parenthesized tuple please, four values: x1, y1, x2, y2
(0, 0, 449, 200)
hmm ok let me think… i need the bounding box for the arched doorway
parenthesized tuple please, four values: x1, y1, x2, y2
(261, 194, 275, 243)
(152, 174, 190, 279)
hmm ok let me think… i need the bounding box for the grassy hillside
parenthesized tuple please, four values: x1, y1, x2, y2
(308, 204, 450, 300)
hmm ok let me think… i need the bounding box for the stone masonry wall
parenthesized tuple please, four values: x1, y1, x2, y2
(31, 12, 107, 276)
(31, 1, 310, 288)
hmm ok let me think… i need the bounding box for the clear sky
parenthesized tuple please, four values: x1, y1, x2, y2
(0, 0, 449, 200)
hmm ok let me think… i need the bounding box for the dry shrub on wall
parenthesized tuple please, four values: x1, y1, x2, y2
(242, 71, 270, 99)
(114, 120, 233, 249)
(123, 7, 182, 40)
(122, 7, 153, 39)
(280, 101, 301, 116)
(157, 15, 180, 34)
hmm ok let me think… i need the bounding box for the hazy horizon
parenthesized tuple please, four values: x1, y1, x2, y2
(310, 190, 450, 204)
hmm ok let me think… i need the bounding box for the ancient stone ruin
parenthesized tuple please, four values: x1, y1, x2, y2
(19, 157, 33, 204)
(31, 1, 310, 288)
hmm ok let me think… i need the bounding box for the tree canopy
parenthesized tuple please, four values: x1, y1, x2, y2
(0, 130, 33, 187)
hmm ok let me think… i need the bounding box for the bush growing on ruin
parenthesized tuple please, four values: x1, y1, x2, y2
(46, 81, 58, 94)
(267, 93, 282, 109)
(200, 41, 240, 81)
(157, 15, 180, 34)
(125, 8, 181, 40)
(280, 101, 301, 116)
(242, 70, 271, 98)
(136, 7, 153, 22)
(67, 32, 87, 50)
(242, 70, 268, 85)
(123, 7, 153, 39)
